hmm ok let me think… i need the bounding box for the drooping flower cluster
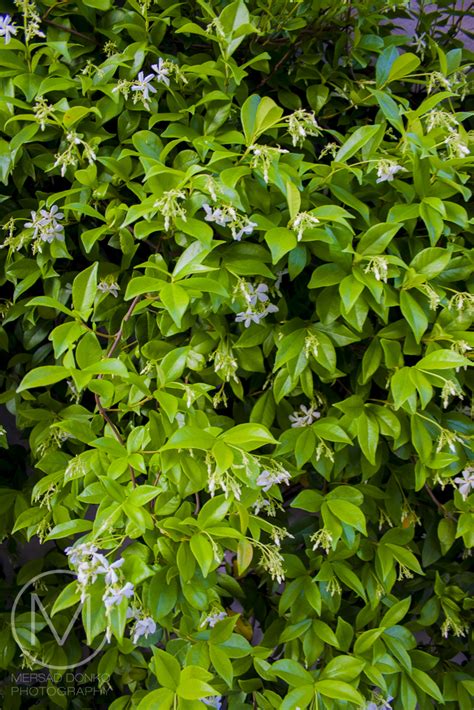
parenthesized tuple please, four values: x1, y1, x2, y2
(444, 129, 470, 158)
(202, 610, 227, 628)
(425, 109, 459, 133)
(14, 0, 45, 41)
(310, 528, 333, 553)
(53, 131, 97, 177)
(98, 279, 120, 298)
(256, 464, 291, 492)
(127, 607, 157, 644)
(375, 159, 406, 183)
(364, 256, 389, 282)
(154, 188, 187, 230)
(210, 341, 239, 383)
(202, 203, 257, 241)
(288, 211, 320, 241)
(287, 109, 321, 146)
(234, 281, 278, 328)
(289, 403, 321, 427)
(33, 97, 56, 131)
(25, 205, 64, 251)
(249, 144, 289, 183)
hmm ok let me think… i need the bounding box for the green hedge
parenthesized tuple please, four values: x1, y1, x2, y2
(0, 0, 473, 708)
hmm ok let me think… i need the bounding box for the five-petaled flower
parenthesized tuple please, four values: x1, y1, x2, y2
(131, 72, 157, 101)
(0, 15, 17, 44)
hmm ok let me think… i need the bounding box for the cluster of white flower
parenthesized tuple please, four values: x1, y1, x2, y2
(441, 614, 469, 639)
(256, 465, 291, 492)
(441, 379, 463, 409)
(448, 291, 474, 314)
(53, 131, 97, 177)
(235, 281, 278, 328)
(310, 528, 333, 553)
(444, 129, 470, 158)
(14, 0, 44, 41)
(206, 452, 242, 500)
(127, 607, 157, 644)
(202, 203, 257, 241)
(65, 544, 125, 602)
(454, 466, 474, 500)
(211, 341, 239, 383)
(287, 109, 321, 147)
(421, 283, 441, 311)
(364, 256, 388, 282)
(375, 159, 406, 183)
(33, 97, 56, 131)
(270, 525, 294, 548)
(252, 496, 278, 516)
(114, 59, 187, 109)
(154, 188, 187, 230)
(257, 542, 285, 583)
(66, 543, 157, 645)
(249, 144, 289, 183)
(25, 205, 64, 251)
(425, 109, 459, 133)
(0, 14, 17, 43)
(435, 428, 464, 453)
(98, 279, 120, 298)
(288, 211, 320, 241)
(202, 610, 227, 628)
(303, 332, 320, 358)
(289, 403, 321, 427)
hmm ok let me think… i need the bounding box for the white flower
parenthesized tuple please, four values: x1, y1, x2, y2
(25, 205, 64, 243)
(201, 698, 222, 708)
(454, 466, 474, 500)
(98, 280, 120, 298)
(235, 310, 261, 328)
(289, 404, 321, 427)
(245, 283, 269, 306)
(131, 71, 157, 101)
(256, 467, 291, 492)
(100, 558, 125, 585)
(288, 109, 320, 147)
(202, 203, 233, 226)
(444, 129, 470, 158)
(232, 221, 257, 241)
(289, 212, 320, 241)
(151, 58, 171, 86)
(65, 543, 98, 566)
(132, 616, 157, 644)
(203, 611, 226, 628)
(103, 582, 134, 609)
(0, 14, 17, 44)
(376, 160, 406, 183)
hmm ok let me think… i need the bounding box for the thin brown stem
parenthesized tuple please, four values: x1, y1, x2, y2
(43, 19, 98, 44)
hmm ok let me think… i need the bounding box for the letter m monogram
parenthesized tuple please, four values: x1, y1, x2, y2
(31, 594, 83, 646)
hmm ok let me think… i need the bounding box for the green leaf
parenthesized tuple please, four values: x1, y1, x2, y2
(46, 519, 93, 540)
(314, 679, 363, 704)
(137, 689, 175, 710)
(265, 227, 297, 264)
(325, 500, 367, 534)
(72, 262, 98, 316)
(387, 53, 420, 83)
(219, 423, 277, 450)
(17, 366, 70, 392)
(152, 649, 181, 690)
(334, 125, 381, 162)
(416, 350, 471, 371)
(190, 534, 215, 577)
(399, 291, 428, 343)
(160, 283, 189, 327)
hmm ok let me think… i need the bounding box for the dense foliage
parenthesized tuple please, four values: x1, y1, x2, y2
(0, 0, 473, 707)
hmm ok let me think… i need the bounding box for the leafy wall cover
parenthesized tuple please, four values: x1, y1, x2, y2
(0, 0, 473, 708)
